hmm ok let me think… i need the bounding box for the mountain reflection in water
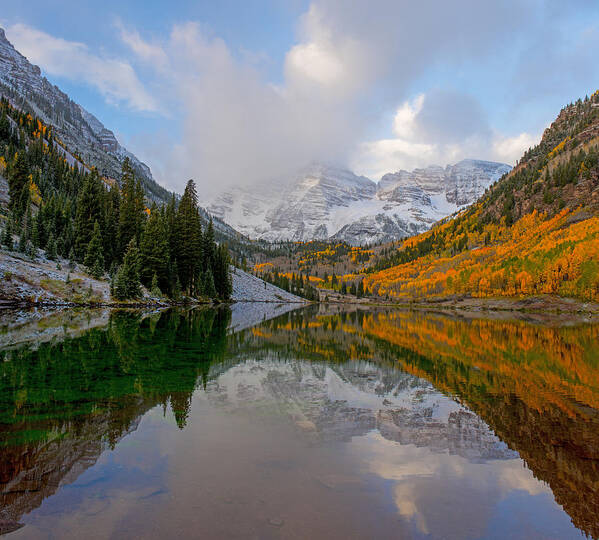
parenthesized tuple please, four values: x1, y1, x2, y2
(0, 306, 597, 539)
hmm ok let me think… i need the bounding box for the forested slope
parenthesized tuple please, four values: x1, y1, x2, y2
(363, 91, 599, 303)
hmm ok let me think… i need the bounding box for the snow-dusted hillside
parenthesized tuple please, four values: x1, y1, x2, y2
(231, 267, 306, 303)
(209, 160, 511, 245)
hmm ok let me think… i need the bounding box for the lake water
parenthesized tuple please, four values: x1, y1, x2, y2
(1, 306, 598, 539)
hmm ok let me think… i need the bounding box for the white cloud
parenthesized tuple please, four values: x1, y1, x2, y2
(5, 23, 159, 112)
(352, 91, 540, 180)
(114, 19, 168, 70)
(118, 1, 541, 194)
(9, 0, 584, 195)
(116, 20, 365, 194)
(392, 95, 425, 139)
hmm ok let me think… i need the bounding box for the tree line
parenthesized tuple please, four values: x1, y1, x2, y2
(0, 99, 231, 301)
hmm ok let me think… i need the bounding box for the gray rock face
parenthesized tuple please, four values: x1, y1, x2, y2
(0, 27, 167, 202)
(209, 160, 510, 245)
(378, 159, 510, 205)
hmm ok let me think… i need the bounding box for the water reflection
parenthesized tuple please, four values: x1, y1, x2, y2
(0, 306, 597, 539)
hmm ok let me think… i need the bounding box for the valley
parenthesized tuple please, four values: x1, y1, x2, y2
(1, 6, 599, 540)
(0, 23, 598, 312)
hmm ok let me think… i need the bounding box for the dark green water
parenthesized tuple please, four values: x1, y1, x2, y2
(1, 306, 598, 539)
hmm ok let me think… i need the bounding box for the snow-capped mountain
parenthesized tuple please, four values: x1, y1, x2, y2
(209, 160, 511, 245)
(0, 27, 167, 202)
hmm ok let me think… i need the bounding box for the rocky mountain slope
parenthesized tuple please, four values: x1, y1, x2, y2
(0, 27, 168, 202)
(209, 160, 510, 245)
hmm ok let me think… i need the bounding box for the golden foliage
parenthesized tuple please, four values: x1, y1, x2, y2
(365, 209, 599, 302)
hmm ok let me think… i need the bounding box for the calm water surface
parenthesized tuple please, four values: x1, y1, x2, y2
(1, 306, 598, 539)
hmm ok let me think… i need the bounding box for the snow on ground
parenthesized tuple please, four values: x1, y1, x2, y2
(231, 266, 306, 304)
(0, 250, 111, 305)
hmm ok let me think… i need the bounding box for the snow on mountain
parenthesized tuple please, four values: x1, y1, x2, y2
(209, 160, 511, 245)
(209, 163, 377, 242)
(0, 27, 168, 203)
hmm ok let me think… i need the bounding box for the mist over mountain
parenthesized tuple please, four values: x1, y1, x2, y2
(209, 159, 510, 245)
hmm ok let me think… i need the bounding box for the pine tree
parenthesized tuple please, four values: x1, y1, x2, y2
(8, 151, 29, 219)
(173, 275, 182, 301)
(18, 210, 31, 253)
(118, 158, 145, 257)
(175, 180, 202, 296)
(139, 203, 169, 290)
(203, 218, 216, 271)
(357, 279, 364, 298)
(202, 268, 217, 299)
(1, 220, 13, 250)
(213, 244, 232, 299)
(46, 233, 57, 260)
(74, 170, 104, 260)
(84, 221, 105, 278)
(113, 238, 141, 300)
(68, 247, 76, 270)
(31, 214, 41, 248)
(150, 272, 162, 297)
(0, 108, 10, 140)
(103, 188, 120, 269)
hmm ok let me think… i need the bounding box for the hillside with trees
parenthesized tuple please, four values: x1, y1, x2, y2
(0, 98, 231, 302)
(357, 91, 599, 303)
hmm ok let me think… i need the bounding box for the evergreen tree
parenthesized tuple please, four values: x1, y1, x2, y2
(25, 239, 36, 258)
(84, 221, 105, 278)
(150, 273, 162, 297)
(8, 150, 29, 219)
(18, 209, 31, 253)
(0, 108, 10, 140)
(213, 244, 232, 299)
(202, 268, 217, 298)
(175, 180, 202, 295)
(118, 158, 145, 257)
(165, 194, 178, 264)
(68, 247, 76, 270)
(1, 220, 13, 250)
(139, 203, 169, 290)
(74, 170, 104, 260)
(113, 238, 141, 300)
(357, 279, 364, 298)
(31, 214, 41, 248)
(46, 233, 57, 260)
(103, 188, 120, 269)
(203, 219, 216, 271)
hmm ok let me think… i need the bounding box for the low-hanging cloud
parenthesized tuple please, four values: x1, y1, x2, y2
(119, 0, 540, 194)
(7, 0, 599, 195)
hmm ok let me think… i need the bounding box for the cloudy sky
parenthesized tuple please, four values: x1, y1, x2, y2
(2, 0, 599, 193)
